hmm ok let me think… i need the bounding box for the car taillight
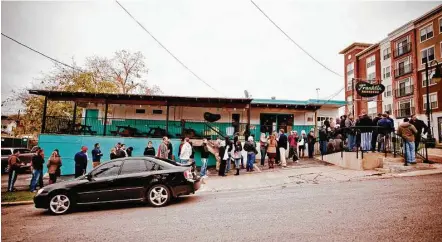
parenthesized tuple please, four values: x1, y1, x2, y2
(184, 169, 192, 179)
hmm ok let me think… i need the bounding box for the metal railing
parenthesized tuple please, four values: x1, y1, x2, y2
(394, 42, 411, 58)
(394, 85, 414, 98)
(394, 63, 413, 77)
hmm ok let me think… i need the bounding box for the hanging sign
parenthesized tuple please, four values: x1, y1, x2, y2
(355, 81, 385, 97)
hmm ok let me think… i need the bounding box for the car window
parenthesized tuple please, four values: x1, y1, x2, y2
(14, 149, 31, 154)
(145, 157, 174, 169)
(91, 160, 122, 178)
(1, 149, 12, 156)
(148, 160, 164, 171)
(120, 159, 148, 175)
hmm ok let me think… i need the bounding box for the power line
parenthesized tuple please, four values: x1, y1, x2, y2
(250, 0, 343, 78)
(115, 1, 225, 97)
(1, 33, 83, 72)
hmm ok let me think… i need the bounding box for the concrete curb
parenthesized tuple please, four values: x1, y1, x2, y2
(1, 200, 34, 206)
(393, 169, 442, 177)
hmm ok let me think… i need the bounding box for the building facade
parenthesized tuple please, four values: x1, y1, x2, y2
(340, 4, 442, 145)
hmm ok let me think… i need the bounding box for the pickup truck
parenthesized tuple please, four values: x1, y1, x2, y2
(1, 147, 34, 174)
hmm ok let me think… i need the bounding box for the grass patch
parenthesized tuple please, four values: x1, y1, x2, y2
(2, 191, 35, 203)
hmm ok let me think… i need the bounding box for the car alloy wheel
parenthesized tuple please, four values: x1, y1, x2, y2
(49, 194, 71, 215)
(148, 185, 170, 207)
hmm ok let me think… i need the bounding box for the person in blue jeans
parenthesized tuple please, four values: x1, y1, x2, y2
(224, 137, 233, 174)
(30, 149, 45, 192)
(345, 114, 356, 151)
(244, 136, 256, 172)
(318, 126, 328, 155)
(397, 118, 417, 164)
(200, 139, 210, 178)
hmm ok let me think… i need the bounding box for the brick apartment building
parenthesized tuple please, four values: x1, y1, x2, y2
(340, 5, 442, 145)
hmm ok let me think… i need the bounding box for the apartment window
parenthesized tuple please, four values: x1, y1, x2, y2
(396, 77, 413, 98)
(383, 66, 391, 79)
(367, 72, 376, 81)
(421, 46, 435, 64)
(383, 48, 391, 60)
(397, 99, 414, 118)
(384, 85, 392, 97)
(420, 24, 434, 42)
(395, 57, 412, 77)
(440, 18, 442, 33)
(346, 96, 353, 113)
(346, 62, 354, 76)
(423, 93, 438, 110)
(384, 104, 392, 114)
(366, 55, 376, 68)
(346, 79, 353, 91)
(422, 72, 437, 87)
(135, 109, 145, 114)
(395, 37, 410, 57)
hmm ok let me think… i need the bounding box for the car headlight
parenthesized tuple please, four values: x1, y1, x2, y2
(36, 188, 44, 196)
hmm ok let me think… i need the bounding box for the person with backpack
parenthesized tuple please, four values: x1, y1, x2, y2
(200, 139, 210, 178)
(244, 136, 257, 172)
(7, 149, 23, 192)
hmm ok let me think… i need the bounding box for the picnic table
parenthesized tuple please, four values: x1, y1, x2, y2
(61, 124, 97, 135)
(111, 125, 144, 137)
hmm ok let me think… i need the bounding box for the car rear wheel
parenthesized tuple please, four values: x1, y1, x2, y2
(147, 184, 170, 207)
(48, 193, 71, 215)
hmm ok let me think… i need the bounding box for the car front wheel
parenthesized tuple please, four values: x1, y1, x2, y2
(147, 184, 170, 207)
(48, 193, 71, 215)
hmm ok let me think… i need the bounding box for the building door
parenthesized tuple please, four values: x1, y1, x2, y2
(232, 114, 240, 133)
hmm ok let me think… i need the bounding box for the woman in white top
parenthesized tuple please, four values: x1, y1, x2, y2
(179, 138, 192, 164)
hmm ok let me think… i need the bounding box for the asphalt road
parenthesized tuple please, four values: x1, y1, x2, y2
(2, 175, 442, 242)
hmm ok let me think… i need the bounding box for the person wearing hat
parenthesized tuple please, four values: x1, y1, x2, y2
(74, 146, 88, 178)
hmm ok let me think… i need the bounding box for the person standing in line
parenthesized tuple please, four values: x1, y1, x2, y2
(74, 146, 88, 178)
(277, 129, 288, 167)
(356, 110, 373, 151)
(288, 131, 297, 161)
(371, 113, 382, 152)
(178, 138, 185, 158)
(267, 134, 277, 168)
(167, 140, 173, 160)
(298, 130, 307, 158)
(244, 136, 257, 172)
(397, 118, 418, 165)
(179, 137, 192, 164)
(126, 147, 134, 157)
(218, 140, 227, 176)
(345, 114, 356, 151)
(377, 114, 394, 152)
(307, 129, 316, 158)
(324, 118, 330, 129)
(144, 141, 156, 156)
(92, 143, 103, 168)
(232, 140, 242, 176)
(259, 133, 268, 166)
(30, 149, 45, 192)
(292, 131, 299, 162)
(224, 137, 233, 174)
(200, 139, 210, 178)
(158, 137, 169, 159)
(234, 133, 245, 169)
(110, 148, 118, 160)
(119, 144, 128, 158)
(47, 150, 62, 184)
(319, 125, 328, 156)
(409, 114, 429, 152)
(7, 150, 22, 192)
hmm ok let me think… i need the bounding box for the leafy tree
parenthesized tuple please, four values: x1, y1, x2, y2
(4, 50, 161, 136)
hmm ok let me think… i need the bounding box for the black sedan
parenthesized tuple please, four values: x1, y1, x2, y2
(34, 157, 201, 215)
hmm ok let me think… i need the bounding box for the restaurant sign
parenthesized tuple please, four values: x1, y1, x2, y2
(355, 81, 385, 97)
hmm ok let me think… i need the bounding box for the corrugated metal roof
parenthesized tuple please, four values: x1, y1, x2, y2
(251, 99, 347, 107)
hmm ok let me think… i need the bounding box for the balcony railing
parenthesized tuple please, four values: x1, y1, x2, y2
(395, 107, 415, 118)
(394, 42, 411, 58)
(394, 85, 414, 98)
(394, 63, 413, 78)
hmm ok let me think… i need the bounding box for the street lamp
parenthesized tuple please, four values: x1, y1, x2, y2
(424, 60, 442, 149)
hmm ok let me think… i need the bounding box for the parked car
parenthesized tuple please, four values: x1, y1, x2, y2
(1, 147, 34, 174)
(34, 156, 201, 215)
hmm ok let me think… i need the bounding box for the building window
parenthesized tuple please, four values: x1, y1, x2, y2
(367, 72, 376, 81)
(383, 66, 391, 79)
(347, 62, 354, 76)
(383, 48, 391, 60)
(368, 101, 377, 118)
(384, 104, 392, 114)
(317, 116, 333, 127)
(395, 37, 411, 57)
(440, 18, 442, 33)
(396, 77, 413, 98)
(366, 55, 376, 68)
(384, 85, 392, 97)
(152, 110, 163, 114)
(135, 109, 146, 114)
(423, 93, 438, 110)
(422, 72, 437, 87)
(420, 24, 434, 42)
(346, 78, 353, 91)
(421, 46, 435, 64)
(346, 96, 353, 113)
(397, 99, 414, 118)
(395, 56, 412, 77)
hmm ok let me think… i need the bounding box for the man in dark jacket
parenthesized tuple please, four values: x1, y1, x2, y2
(277, 129, 288, 167)
(356, 110, 373, 151)
(371, 113, 382, 152)
(30, 149, 45, 192)
(74, 146, 88, 178)
(377, 114, 393, 152)
(92, 143, 103, 168)
(410, 114, 429, 152)
(200, 139, 210, 178)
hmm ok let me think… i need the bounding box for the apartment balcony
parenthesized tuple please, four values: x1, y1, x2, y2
(395, 107, 415, 118)
(393, 42, 411, 58)
(394, 85, 414, 98)
(394, 64, 413, 78)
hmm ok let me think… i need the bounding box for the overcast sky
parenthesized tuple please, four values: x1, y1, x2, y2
(1, 1, 440, 114)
